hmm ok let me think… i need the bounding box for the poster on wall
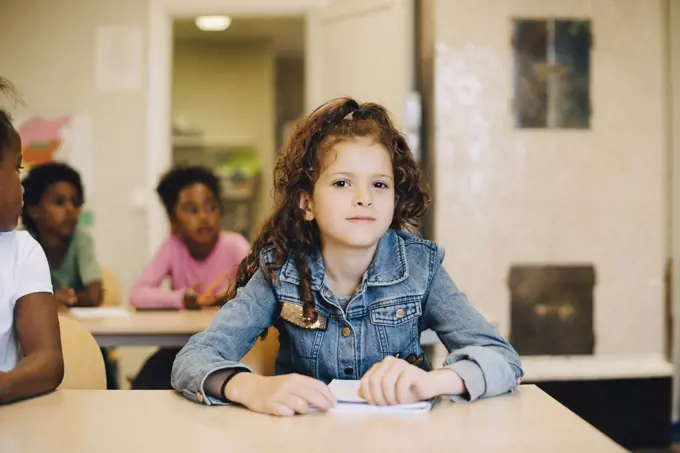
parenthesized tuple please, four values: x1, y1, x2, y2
(16, 113, 95, 227)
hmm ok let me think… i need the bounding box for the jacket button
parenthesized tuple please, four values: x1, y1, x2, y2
(342, 327, 351, 337)
(395, 308, 405, 318)
(344, 366, 353, 375)
(325, 290, 332, 298)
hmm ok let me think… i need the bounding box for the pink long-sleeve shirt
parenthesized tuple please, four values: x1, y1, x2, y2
(130, 232, 250, 310)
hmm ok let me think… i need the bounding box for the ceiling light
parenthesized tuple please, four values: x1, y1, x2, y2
(195, 16, 232, 31)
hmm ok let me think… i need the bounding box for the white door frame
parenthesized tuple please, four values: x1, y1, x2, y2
(145, 0, 327, 257)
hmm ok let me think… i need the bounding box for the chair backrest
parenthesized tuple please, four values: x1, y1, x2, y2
(100, 265, 121, 307)
(240, 327, 279, 376)
(57, 315, 107, 390)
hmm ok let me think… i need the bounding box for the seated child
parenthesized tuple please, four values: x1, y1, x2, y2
(171, 98, 523, 415)
(21, 162, 117, 389)
(129, 165, 250, 389)
(0, 77, 63, 403)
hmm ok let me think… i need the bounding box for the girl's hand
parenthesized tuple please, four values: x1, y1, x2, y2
(54, 287, 77, 307)
(185, 273, 231, 309)
(183, 285, 202, 310)
(225, 373, 336, 417)
(359, 356, 466, 405)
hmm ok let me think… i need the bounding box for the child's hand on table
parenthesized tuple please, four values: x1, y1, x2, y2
(359, 355, 466, 405)
(183, 272, 231, 309)
(54, 287, 77, 307)
(224, 373, 336, 417)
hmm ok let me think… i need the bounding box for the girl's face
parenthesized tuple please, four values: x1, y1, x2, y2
(0, 129, 24, 232)
(300, 136, 396, 251)
(171, 183, 221, 247)
(29, 181, 82, 238)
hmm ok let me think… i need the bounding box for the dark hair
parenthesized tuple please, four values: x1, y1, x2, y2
(156, 165, 222, 218)
(21, 162, 85, 233)
(227, 97, 432, 320)
(0, 77, 21, 160)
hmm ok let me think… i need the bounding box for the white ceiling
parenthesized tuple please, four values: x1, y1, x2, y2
(173, 17, 305, 56)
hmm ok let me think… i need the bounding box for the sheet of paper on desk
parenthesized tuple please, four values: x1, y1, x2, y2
(327, 379, 434, 413)
(69, 307, 130, 318)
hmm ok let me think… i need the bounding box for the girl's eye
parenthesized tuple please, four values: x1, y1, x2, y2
(332, 180, 348, 188)
(374, 182, 389, 189)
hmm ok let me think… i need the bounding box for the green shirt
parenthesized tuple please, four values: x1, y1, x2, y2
(30, 228, 101, 291)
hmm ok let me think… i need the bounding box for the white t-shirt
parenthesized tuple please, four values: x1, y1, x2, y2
(0, 230, 53, 372)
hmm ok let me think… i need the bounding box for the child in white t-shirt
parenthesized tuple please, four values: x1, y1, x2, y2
(0, 77, 63, 404)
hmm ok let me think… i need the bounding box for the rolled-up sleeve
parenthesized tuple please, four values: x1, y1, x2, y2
(171, 268, 279, 405)
(422, 248, 523, 402)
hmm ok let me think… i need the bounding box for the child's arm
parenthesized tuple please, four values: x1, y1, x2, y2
(130, 238, 185, 310)
(172, 266, 335, 415)
(74, 230, 103, 307)
(171, 268, 278, 399)
(74, 282, 102, 307)
(0, 293, 64, 404)
(0, 242, 64, 404)
(422, 249, 523, 402)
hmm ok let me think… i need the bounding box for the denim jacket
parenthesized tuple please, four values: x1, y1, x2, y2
(171, 229, 523, 405)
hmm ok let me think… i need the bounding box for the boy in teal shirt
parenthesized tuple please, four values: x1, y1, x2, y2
(21, 162, 116, 388)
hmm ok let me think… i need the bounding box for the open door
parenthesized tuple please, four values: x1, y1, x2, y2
(305, 0, 414, 129)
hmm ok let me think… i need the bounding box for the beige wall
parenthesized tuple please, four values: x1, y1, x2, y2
(275, 56, 305, 150)
(0, 0, 150, 301)
(669, 0, 680, 419)
(433, 0, 667, 355)
(172, 39, 275, 215)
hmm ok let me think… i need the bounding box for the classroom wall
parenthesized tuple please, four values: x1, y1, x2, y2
(275, 56, 305, 151)
(172, 38, 276, 214)
(432, 0, 668, 355)
(0, 0, 150, 303)
(669, 0, 680, 420)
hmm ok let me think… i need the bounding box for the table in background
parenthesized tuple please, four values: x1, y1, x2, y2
(68, 307, 453, 348)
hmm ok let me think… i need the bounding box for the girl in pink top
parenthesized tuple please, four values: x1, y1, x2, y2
(130, 166, 250, 310)
(129, 165, 249, 389)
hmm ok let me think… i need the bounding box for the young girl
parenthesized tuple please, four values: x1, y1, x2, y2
(129, 165, 250, 389)
(0, 77, 64, 404)
(172, 98, 523, 415)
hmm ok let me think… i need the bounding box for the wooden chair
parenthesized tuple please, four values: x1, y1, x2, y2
(100, 265, 121, 307)
(57, 315, 107, 390)
(241, 327, 280, 376)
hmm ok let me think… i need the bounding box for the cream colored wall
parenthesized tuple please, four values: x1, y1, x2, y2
(668, 0, 680, 420)
(172, 39, 276, 216)
(433, 0, 667, 355)
(275, 56, 305, 150)
(0, 0, 150, 303)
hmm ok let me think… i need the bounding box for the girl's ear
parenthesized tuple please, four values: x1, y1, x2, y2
(298, 192, 315, 221)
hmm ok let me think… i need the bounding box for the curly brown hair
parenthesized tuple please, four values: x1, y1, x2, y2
(227, 97, 431, 321)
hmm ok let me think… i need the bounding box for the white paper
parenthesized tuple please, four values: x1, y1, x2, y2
(327, 380, 434, 414)
(69, 307, 130, 319)
(96, 26, 143, 92)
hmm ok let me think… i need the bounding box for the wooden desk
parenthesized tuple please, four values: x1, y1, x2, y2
(68, 307, 448, 348)
(0, 386, 625, 453)
(68, 308, 219, 347)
